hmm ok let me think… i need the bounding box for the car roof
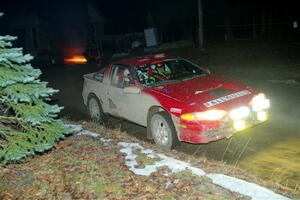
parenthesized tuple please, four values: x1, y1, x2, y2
(114, 53, 175, 67)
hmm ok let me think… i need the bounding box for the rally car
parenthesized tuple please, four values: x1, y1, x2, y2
(82, 54, 270, 149)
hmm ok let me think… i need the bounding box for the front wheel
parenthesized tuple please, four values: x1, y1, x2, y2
(150, 112, 179, 149)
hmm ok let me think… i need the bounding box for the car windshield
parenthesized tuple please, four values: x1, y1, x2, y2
(134, 59, 206, 86)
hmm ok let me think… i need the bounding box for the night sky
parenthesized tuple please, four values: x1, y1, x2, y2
(1, 0, 299, 32)
(1, 0, 300, 52)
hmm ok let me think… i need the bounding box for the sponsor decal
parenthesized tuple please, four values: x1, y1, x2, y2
(190, 102, 197, 106)
(195, 90, 203, 95)
(204, 90, 251, 107)
(170, 107, 182, 114)
(164, 88, 173, 94)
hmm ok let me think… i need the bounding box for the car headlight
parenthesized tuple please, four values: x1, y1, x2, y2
(229, 106, 250, 120)
(251, 93, 270, 112)
(257, 111, 268, 121)
(181, 110, 227, 121)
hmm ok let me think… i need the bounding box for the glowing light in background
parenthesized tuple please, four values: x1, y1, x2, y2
(64, 55, 87, 64)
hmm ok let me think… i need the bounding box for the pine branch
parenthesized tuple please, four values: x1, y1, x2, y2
(0, 115, 19, 125)
(0, 26, 69, 164)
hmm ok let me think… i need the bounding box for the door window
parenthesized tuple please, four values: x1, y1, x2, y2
(111, 65, 135, 88)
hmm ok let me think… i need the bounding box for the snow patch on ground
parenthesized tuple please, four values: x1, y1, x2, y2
(268, 79, 300, 85)
(118, 142, 205, 176)
(67, 124, 83, 133)
(119, 142, 290, 200)
(76, 129, 111, 145)
(77, 130, 100, 138)
(207, 174, 290, 200)
(71, 127, 290, 200)
(99, 138, 111, 145)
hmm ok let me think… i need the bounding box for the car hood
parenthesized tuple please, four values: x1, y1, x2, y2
(149, 74, 254, 111)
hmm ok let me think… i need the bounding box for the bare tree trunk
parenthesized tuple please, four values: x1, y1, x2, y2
(147, 11, 154, 28)
(260, 11, 266, 36)
(252, 15, 257, 40)
(198, 0, 204, 49)
(244, 16, 248, 38)
(267, 9, 272, 37)
(224, 17, 233, 41)
(222, 0, 233, 41)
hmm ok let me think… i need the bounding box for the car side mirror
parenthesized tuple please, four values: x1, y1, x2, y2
(94, 72, 104, 82)
(123, 86, 141, 94)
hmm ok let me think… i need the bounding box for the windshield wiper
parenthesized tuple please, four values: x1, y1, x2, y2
(148, 79, 180, 87)
(181, 74, 202, 81)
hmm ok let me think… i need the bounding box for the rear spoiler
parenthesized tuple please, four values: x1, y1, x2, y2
(83, 73, 96, 80)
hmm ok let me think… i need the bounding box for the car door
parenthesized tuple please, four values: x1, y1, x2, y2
(107, 65, 135, 117)
(107, 64, 161, 126)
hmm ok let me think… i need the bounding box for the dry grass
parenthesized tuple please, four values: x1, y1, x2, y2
(82, 121, 299, 199)
(0, 121, 250, 200)
(238, 137, 300, 196)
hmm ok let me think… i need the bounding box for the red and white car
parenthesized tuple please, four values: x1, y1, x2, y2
(82, 54, 270, 148)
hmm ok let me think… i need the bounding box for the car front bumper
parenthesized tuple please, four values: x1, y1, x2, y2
(178, 111, 268, 144)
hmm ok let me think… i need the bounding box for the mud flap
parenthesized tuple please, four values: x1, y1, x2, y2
(146, 126, 152, 140)
(171, 114, 181, 141)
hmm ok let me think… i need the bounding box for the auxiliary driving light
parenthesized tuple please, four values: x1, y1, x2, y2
(229, 106, 250, 120)
(257, 111, 268, 121)
(233, 120, 246, 130)
(251, 93, 270, 112)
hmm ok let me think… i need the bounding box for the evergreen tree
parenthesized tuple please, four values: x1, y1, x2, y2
(0, 13, 71, 164)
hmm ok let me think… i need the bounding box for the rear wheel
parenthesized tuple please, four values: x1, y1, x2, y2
(88, 95, 105, 123)
(150, 112, 179, 149)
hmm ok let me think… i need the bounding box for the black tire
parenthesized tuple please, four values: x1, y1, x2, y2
(150, 111, 179, 149)
(87, 95, 106, 123)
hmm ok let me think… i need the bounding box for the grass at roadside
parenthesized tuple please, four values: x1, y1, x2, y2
(83, 122, 300, 199)
(0, 122, 249, 200)
(238, 136, 300, 192)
